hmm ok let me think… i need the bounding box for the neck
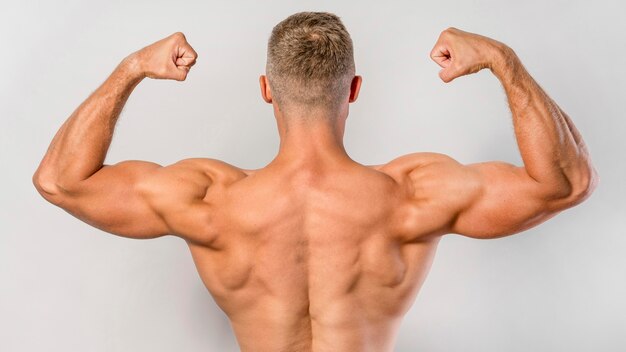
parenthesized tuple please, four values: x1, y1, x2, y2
(270, 106, 352, 167)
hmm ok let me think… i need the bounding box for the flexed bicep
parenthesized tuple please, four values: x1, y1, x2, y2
(449, 161, 585, 239)
(37, 160, 170, 239)
(399, 153, 585, 240)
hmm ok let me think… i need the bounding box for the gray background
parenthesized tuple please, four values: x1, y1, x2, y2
(1, 0, 624, 351)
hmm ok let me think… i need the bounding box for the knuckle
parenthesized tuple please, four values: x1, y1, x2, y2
(441, 27, 457, 38)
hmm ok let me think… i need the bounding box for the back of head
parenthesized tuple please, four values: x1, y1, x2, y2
(266, 12, 355, 114)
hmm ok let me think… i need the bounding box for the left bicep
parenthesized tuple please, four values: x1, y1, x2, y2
(55, 160, 170, 239)
(448, 161, 571, 239)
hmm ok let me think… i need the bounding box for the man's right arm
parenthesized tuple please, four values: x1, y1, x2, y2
(424, 28, 598, 239)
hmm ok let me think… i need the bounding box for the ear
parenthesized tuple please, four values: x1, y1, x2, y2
(259, 75, 273, 103)
(349, 75, 362, 103)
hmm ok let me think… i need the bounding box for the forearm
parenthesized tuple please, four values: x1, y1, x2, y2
(490, 46, 596, 197)
(34, 55, 143, 193)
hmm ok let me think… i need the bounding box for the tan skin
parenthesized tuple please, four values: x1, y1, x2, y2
(33, 29, 598, 351)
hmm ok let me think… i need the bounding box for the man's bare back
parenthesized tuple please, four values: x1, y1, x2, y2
(33, 13, 597, 352)
(155, 155, 443, 351)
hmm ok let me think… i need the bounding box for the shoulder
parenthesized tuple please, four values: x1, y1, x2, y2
(167, 158, 251, 183)
(370, 152, 463, 180)
(368, 153, 482, 239)
(137, 158, 249, 201)
(373, 152, 481, 204)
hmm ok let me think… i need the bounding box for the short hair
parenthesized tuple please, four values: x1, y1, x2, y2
(266, 12, 355, 112)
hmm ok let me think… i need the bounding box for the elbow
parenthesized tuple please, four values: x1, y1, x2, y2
(564, 163, 599, 206)
(582, 164, 600, 198)
(32, 169, 64, 204)
(544, 162, 599, 210)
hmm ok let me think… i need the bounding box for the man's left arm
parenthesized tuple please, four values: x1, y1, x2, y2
(33, 32, 198, 239)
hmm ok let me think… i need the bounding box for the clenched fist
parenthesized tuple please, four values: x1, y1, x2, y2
(130, 32, 198, 81)
(430, 27, 511, 83)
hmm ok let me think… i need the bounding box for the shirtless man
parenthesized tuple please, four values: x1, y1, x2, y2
(33, 11, 598, 352)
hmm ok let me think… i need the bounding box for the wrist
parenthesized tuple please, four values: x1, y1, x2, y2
(488, 42, 519, 79)
(120, 52, 146, 81)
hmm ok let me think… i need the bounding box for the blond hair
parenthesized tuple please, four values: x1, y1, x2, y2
(266, 12, 355, 112)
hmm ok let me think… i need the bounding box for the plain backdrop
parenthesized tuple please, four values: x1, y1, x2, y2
(1, 0, 624, 351)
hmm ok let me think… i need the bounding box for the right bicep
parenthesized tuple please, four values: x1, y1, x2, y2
(448, 161, 569, 239)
